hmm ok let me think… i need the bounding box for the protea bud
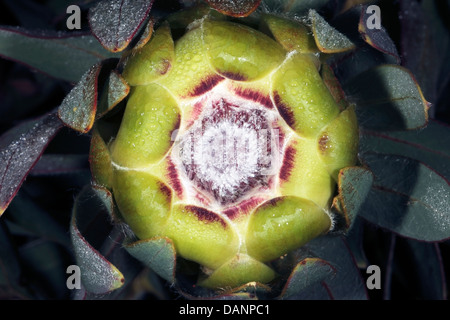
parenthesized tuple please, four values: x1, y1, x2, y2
(91, 9, 358, 289)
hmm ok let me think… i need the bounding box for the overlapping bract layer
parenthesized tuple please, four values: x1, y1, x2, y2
(91, 13, 359, 289)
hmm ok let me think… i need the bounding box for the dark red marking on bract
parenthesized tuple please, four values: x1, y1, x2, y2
(186, 205, 227, 228)
(157, 181, 172, 203)
(274, 92, 295, 129)
(159, 59, 171, 75)
(279, 145, 296, 181)
(166, 158, 183, 198)
(189, 74, 224, 97)
(170, 114, 181, 141)
(220, 71, 248, 81)
(223, 196, 266, 220)
(232, 86, 274, 109)
(319, 134, 329, 153)
(256, 196, 283, 212)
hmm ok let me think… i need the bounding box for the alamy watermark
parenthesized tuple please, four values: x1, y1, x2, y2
(66, 5, 81, 30)
(366, 5, 382, 30)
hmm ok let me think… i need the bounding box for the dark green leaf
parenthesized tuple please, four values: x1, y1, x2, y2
(30, 154, 89, 176)
(0, 112, 63, 216)
(7, 191, 70, 247)
(309, 9, 356, 53)
(360, 120, 450, 181)
(305, 235, 368, 299)
(400, 0, 442, 108)
(359, 153, 450, 241)
(390, 238, 447, 299)
(359, 5, 400, 63)
(125, 237, 176, 284)
(97, 70, 130, 119)
(71, 186, 125, 295)
(92, 185, 122, 224)
(337, 166, 374, 230)
(58, 63, 101, 134)
(0, 220, 31, 299)
(327, 44, 399, 87)
(261, 0, 330, 16)
(344, 64, 429, 130)
(279, 258, 336, 299)
(88, 0, 154, 52)
(345, 217, 369, 269)
(0, 28, 118, 83)
(19, 240, 70, 299)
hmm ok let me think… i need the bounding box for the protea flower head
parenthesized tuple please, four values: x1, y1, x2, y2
(96, 11, 359, 289)
(1, 0, 448, 301)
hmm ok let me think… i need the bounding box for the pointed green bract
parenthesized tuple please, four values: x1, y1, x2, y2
(89, 128, 113, 188)
(262, 14, 318, 53)
(113, 170, 172, 239)
(279, 138, 335, 208)
(317, 106, 359, 180)
(158, 26, 219, 98)
(199, 254, 276, 289)
(272, 52, 340, 137)
(246, 196, 331, 262)
(111, 83, 180, 167)
(166, 205, 239, 270)
(122, 22, 175, 86)
(203, 19, 286, 81)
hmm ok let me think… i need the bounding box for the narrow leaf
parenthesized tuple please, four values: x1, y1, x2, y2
(400, 0, 442, 107)
(0, 27, 118, 83)
(58, 63, 101, 134)
(0, 112, 63, 216)
(125, 237, 176, 284)
(344, 64, 429, 130)
(359, 153, 450, 242)
(71, 187, 124, 295)
(88, 0, 154, 52)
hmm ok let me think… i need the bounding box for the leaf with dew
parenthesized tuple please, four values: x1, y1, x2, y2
(0, 112, 63, 216)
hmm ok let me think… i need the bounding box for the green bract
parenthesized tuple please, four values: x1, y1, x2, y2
(91, 12, 359, 289)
